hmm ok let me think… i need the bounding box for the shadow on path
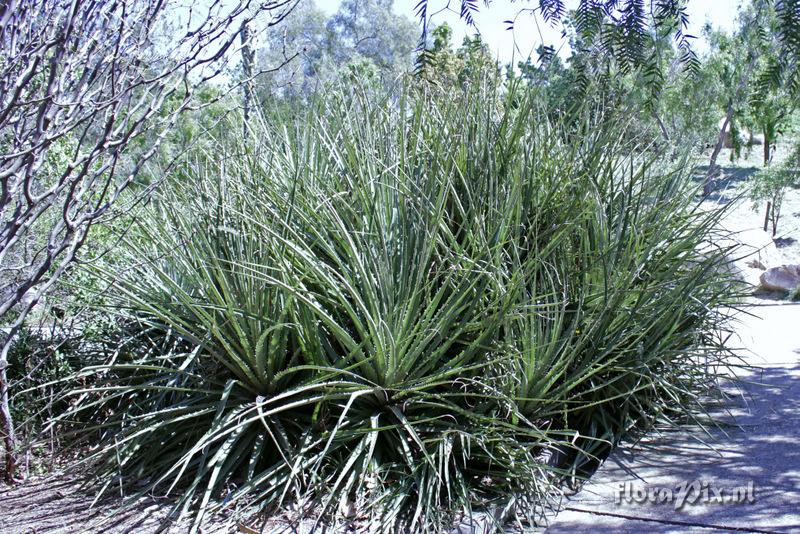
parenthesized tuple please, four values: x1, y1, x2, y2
(694, 165, 760, 204)
(546, 304, 800, 533)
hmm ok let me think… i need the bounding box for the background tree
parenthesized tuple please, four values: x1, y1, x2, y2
(698, 4, 771, 193)
(748, 88, 793, 165)
(415, 0, 800, 88)
(743, 5, 797, 165)
(256, 0, 416, 104)
(418, 23, 500, 89)
(326, 0, 417, 77)
(256, 1, 331, 102)
(750, 141, 800, 235)
(415, 1, 699, 83)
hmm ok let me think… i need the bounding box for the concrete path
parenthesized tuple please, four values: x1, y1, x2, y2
(544, 303, 800, 534)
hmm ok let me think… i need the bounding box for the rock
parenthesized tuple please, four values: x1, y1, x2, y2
(759, 265, 800, 292)
(714, 228, 783, 288)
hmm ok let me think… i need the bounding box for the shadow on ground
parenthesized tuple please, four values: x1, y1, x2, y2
(1, 476, 174, 533)
(694, 165, 760, 204)
(546, 305, 800, 533)
(0, 474, 233, 533)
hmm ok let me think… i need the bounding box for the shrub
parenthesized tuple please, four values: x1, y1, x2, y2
(6, 329, 74, 446)
(750, 142, 800, 235)
(62, 84, 740, 532)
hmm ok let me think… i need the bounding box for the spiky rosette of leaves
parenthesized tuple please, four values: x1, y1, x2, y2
(61, 83, 740, 532)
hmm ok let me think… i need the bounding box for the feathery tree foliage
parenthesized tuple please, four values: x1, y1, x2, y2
(3, 1, 790, 530)
(415, 0, 800, 102)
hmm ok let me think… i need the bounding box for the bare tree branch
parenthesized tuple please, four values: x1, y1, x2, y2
(0, 0, 298, 482)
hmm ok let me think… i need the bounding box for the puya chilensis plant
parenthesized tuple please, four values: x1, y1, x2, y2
(60, 82, 740, 532)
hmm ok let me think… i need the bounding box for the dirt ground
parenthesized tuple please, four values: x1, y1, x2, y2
(0, 471, 244, 533)
(702, 144, 800, 292)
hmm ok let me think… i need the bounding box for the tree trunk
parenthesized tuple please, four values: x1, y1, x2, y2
(706, 50, 759, 197)
(705, 101, 733, 196)
(763, 127, 771, 166)
(0, 330, 17, 483)
(240, 22, 255, 136)
(764, 201, 772, 233)
(772, 208, 779, 236)
(652, 109, 670, 142)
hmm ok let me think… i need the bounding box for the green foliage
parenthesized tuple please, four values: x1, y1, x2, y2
(417, 24, 500, 89)
(6, 331, 73, 425)
(791, 283, 800, 301)
(256, 0, 416, 103)
(761, 0, 800, 97)
(733, 1, 797, 163)
(750, 142, 800, 234)
(415, 0, 800, 100)
(62, 84, 739, 532)
(516, 50, 578, 118)
(5, 213, 140, 459)
(417, 0, 699, 95)
(510, 9, 720, 149)
(5, 327, 87, 470)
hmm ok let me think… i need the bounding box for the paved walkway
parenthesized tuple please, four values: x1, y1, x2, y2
(544, 302, 800, 534)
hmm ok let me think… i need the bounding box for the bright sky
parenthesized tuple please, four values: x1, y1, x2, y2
(316, 0, 745, 64)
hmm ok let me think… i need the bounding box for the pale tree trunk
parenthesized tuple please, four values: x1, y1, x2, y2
(704, 52, 758, 197)
(652, 109, 670, 143)
(240, 22, 255, 135)
(0, 335, 15, 483)
(705, 102, 733, 196)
